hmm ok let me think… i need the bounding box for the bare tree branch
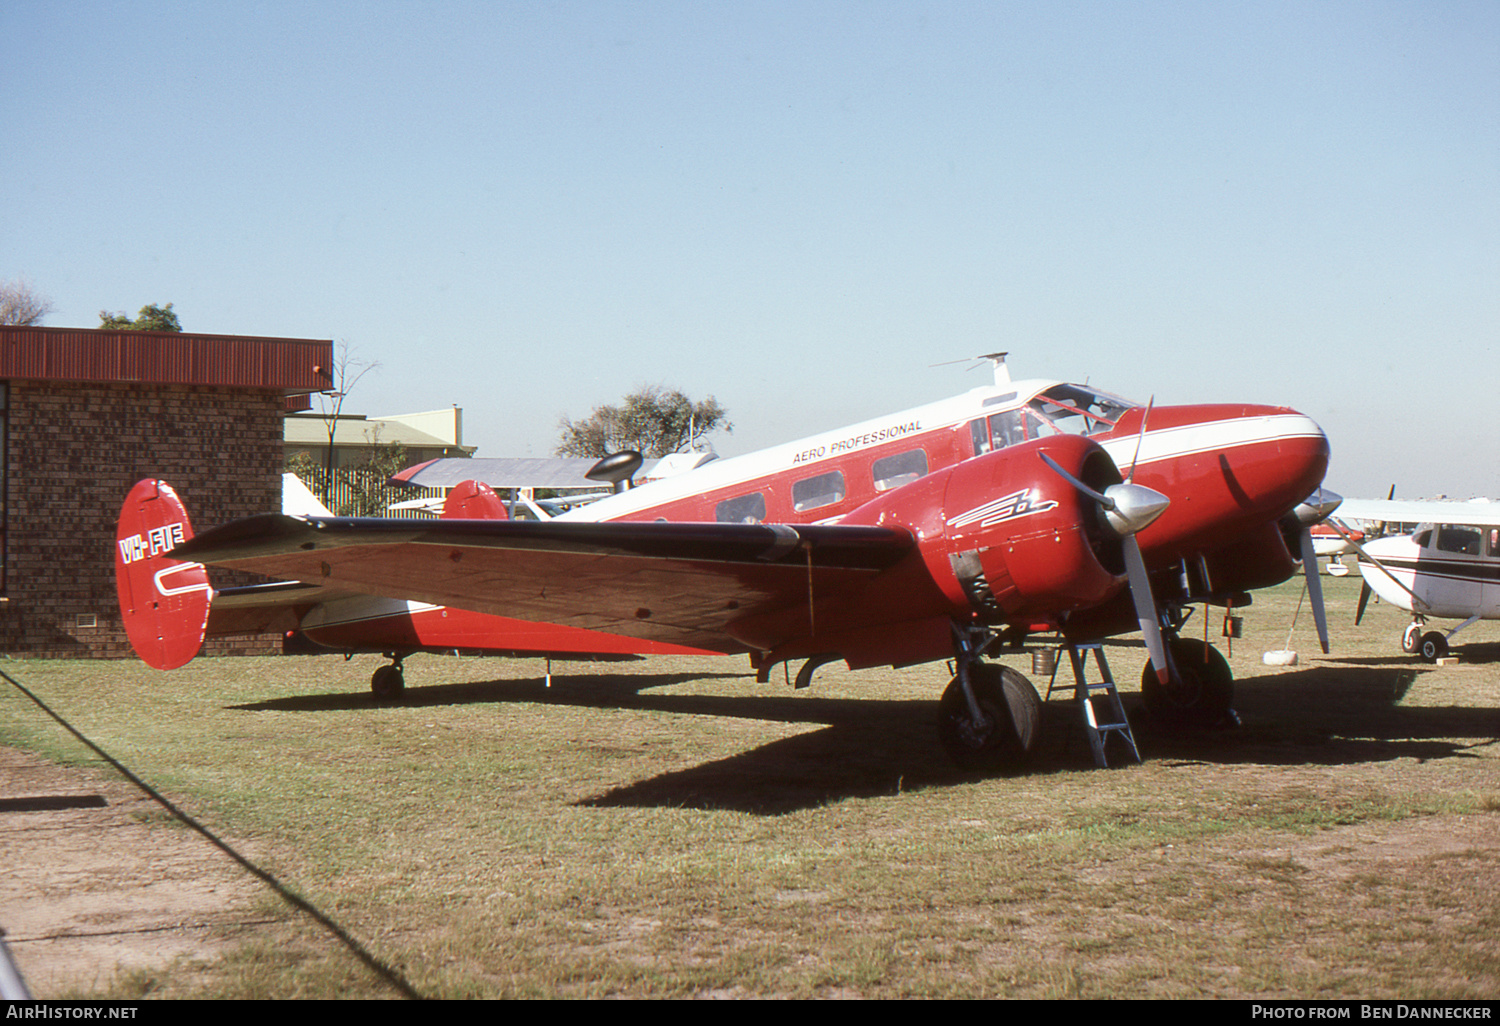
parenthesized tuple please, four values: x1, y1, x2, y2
(0, 278, 55, 326)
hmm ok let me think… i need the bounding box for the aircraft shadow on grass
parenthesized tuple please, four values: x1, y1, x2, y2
(231, 659, 1500, 816)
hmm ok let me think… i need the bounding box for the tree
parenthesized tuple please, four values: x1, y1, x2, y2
(0, 278, 54, 326)
(99, 303, 182, 332)
(556, 385, 731, 458)
(308, 341, 380, 506)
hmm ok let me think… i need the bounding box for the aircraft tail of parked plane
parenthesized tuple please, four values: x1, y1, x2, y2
(115, 479, 213, 670)
(114, 476, 711, 689)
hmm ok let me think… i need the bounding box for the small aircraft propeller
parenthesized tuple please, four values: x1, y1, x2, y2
(1355, 580, 1373, 626)
(1122, 396, 1154, 484)
(1288, 488, 1343, 655)
(1322, 517, 1432, 616)
(1039, 450, 1172, 683)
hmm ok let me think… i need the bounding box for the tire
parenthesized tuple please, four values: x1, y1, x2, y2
(371, 665, 405, 699)
(1141, 637, 1234, 729)
(1402, 623, 1422, 654)
(1419, 631, 1448, 663)
(938, 663, 1043, 772)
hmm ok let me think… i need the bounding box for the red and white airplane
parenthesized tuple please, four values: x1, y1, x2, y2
(116, 356, 1332, 769)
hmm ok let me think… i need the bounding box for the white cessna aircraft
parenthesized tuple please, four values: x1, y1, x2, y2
(1335, 498, 1500, 661)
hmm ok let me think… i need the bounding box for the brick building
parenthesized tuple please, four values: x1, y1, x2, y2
(0, 326, 332, 658)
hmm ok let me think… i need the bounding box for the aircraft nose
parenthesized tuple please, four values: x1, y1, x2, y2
(1213, 404, 1330, 509)
(1270, 408, 1331, 507)
(1111, 402, 1332, 558)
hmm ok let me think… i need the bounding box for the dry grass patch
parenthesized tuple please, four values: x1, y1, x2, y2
(0, 577, 1497, 997)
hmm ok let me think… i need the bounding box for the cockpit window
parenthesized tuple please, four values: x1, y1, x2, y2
(1027, 384, 1136, 437)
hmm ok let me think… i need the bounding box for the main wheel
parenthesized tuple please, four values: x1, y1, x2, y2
(1402, 622, 1422, 654)
(1141, 637, 1233, 729)
(371, 664, 405, 699)
(1419, 631, 1448, 662)
(938, 663, 1043, 772)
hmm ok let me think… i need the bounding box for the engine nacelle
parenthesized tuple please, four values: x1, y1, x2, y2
(842, 433, 1126, 625)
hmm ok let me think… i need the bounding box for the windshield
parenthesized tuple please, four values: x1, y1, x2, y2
(1026, 384, 1138, 436)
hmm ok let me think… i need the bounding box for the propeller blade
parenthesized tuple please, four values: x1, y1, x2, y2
(1355, 581, 1372, 626)
(1296, 526, 1331, 654)
(1038, 451, 1113, 509)
(1124, 396, 1154, 484)
(1122, 534, 1169, 684)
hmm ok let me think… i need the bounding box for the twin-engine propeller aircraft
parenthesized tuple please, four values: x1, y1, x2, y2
(116, 356, 1332, 770)
(1334, 498, 1500, 662)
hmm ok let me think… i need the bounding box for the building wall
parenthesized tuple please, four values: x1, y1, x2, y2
(0, 380, 286, 659)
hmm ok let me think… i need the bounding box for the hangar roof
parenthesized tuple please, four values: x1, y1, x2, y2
(0, 326, 331, 394)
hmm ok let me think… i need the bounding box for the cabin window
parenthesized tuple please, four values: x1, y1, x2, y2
(970, 419, 990, 456)
(792, 471, 846, 512)
(715, 492, 766, 524)
(872, 449, 928, 492)
(971, 413, 1033, 453)
(1435, 525, 1482, 556)
(988, 411, 1028, 449)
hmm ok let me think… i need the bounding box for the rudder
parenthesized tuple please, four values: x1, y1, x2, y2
(115, 480, 212, 669)
(441, 480, 509, 520)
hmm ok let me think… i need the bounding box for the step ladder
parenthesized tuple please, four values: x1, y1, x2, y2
(1045, 643, 1140, 768)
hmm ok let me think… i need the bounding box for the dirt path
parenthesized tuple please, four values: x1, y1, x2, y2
(0, 748, 268, 998)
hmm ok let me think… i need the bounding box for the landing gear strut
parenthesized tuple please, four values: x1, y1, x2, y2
(371, 653, 407, 699)
(1406, 614, 1478, 663)
(937, 624, 1043, 771)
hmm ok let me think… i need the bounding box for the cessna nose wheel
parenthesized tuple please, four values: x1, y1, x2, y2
(1402, 622, 1423, 654)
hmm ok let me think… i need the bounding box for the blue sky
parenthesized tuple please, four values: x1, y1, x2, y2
(4, 1, 1496, 498)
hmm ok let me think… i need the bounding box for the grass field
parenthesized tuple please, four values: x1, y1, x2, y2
(1, 574, 1497, 999)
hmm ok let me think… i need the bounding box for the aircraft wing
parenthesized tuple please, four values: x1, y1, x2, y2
(173, 515, 916, 653)
(1336, 499, 1500, 528)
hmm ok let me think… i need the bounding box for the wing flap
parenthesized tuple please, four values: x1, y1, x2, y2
(205, 580, 351, 637)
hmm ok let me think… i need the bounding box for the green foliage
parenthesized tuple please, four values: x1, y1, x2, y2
(99, 302, 182, 332)
(556, 385, 730, 458)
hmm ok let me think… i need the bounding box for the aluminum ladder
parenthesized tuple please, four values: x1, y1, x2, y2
(1046, 642, 1140, 768)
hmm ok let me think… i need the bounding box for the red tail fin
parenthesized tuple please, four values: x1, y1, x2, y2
(114, 480, 212, 669)
(441, 480, 508, 520)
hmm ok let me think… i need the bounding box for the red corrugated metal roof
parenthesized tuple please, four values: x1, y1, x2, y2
(0, 326, 332, 393)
